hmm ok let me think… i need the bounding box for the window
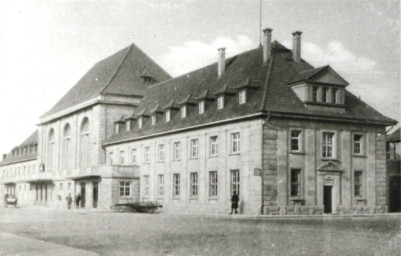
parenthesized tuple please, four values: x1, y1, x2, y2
(80, 118, 90, 168)
(332, 88, 337, 104)
(138, 117, 143, 128)
(173, 174, 180, 197)
(290, 130, 302, 151)
(119, 181, 131, 197)
(217, 96, 224, 109)
(173, 142, 181, 160)
(210, 136, 218, 156)
(322, 132, 335, 158)
(158, 144, 165, 162)
(47, 129, 55, 171)
(198, 101, 205, 114)
(239, 90, 246, 104)
(144, 175, 150, 197)
(166, 110, 171, 122)
(190, 139, 199, 158)
(108, 152, 114, 165)
(119, 150, 125, 165)
(231, 170, 240, 195)
(290, 169, 302, 197)
(144, 146, 150, 163)
(126, 120, 131, 131)
(231, 132, 240, 154)
(181, 106, 187, 118)
(158, 175, 164, 197)
(190, 172, 198, 197)
(354, 171, 363, 198)
(62, 124, 72, 171)
(151, 115, 156, 125)
(353, 134, 364, 155)
(209, 171, 218, 197)
(311, 86, 318, 101)
(131, 149, 137, 164)
(322, 87, 327, 103)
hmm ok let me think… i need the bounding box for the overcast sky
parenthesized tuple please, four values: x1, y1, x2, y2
(0, 0, 399, 156)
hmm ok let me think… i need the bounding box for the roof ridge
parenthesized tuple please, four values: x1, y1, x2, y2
(100, 44, 134, 94)
(260, 55, 275, 111)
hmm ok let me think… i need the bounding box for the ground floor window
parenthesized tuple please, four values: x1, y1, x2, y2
(158, 175, 164, 197)
(354, 170, 363, 198)
(173, 174, 180, 197)
(290, 169, 302, 197)
(209, 171, 218, 197)
(120, 181, 131, 197)
(144, 176, 150, 197)
(190, 172, 198, 197)
(231, 170, 240, 195)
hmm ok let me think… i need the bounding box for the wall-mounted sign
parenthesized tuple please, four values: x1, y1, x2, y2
(324, 175, 334, 186)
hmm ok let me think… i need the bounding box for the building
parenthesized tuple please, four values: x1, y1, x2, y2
(386, 128, 400, 212)
(0, 29, 397, 215)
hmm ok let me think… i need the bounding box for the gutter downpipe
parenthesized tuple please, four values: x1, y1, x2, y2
(261, 111, 270, 215)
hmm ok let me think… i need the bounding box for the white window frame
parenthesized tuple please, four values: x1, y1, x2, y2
(173, 173, 180, 197)
(217, 96, 224, 109)
(322, 131, 337, 159)
(239, 90, 246, 104)
(290, 129, 303, 152)
(190, 172, 198, 198)
(209, 171, 218, 197)
(119, 181, 131, 197)
(210, 136, 218, 156)
(158, 174, 164, 197)
(352, 133, 365, 156)
(190, 139, 199, 158)
(180, 106, 187, 118)
(231, 132, 241, 154)
(119, 150, 125, 165)
(143, 146, 150, 163)
(198, 101, 205, 114)
(166, 110, 171, 122)
(158, 144, 165, 162)
(173, 142, 181, 160)
(131, 148, 137, 164)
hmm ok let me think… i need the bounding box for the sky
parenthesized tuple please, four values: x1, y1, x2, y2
(0, 0, 399, 157)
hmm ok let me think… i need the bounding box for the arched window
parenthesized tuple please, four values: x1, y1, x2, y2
(62, 124, 72, 172)
(47, 129, 55, 171)
(79, 118, 90, 168)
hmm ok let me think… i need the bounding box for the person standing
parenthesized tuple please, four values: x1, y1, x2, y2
(75, 193, 81, 208)
(66, 193, 72, 209)
(230, 192, 239, 215)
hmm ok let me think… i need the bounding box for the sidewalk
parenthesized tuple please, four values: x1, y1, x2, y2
(0, 232, 99, 256)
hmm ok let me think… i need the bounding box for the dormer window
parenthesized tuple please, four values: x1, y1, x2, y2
(322, 87, 327, 102)
(217, 96, 224, 109)
(180, 106, 187, 118)
(166, 110, 171, 122)
(151, 115, 156, 125)
(138, 117, 143, 128)
(312, 86, 318, 101)
(239, 90, 246, 104)
(198, 101, 205, 114)
(115, 124, 119, 133)
(126, 121, 131, 131)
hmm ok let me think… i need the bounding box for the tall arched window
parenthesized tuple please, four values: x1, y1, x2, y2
(79, 118, 90, 168)
(62, 124, 71, 172)
(47, 129, 55, 171)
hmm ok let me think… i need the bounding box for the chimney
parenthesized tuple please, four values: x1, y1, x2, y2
(263, 28, 273, 63)
(217, 47, 226, 78)
(292, 31, 302, 62)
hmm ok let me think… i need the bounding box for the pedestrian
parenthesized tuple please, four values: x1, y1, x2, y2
(230, 192, 239, 215)
(66, 193, 72, 209)
(75, 193, 81, 208)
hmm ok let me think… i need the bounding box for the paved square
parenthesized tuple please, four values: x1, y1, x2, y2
(0, 208, 400, 255)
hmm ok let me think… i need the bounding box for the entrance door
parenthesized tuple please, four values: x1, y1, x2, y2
(389, 176, 401, 212)
(323, 185, 332, 213)
(93, 182, 98, 208)
(80, 182, 86, 208)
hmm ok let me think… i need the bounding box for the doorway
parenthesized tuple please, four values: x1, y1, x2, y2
(80, 182, 86, 208)
(389, 176, 401, 212)
(93, 182, 98, 208)
(324, 185, 332, 213)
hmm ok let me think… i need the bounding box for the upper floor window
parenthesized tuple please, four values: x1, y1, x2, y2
(239, 90, 246, 104)
(47, 129, 55, 171)
(131, 149, 137, 164)
(151, 115, 156, 126)
(173, 142, 181, 160)
(231, 132, 240, 154)
(322, 87, 327, 102)
(322, 132, 336, 158)
(198, 101, 205, 114)
(62, 124, 72, 171)
(217, 96, 224, 109)
(80, 118, 90, 168)
(143, 146, 150, 163)
(180, 106, 187, 118)
(108, 152, 114, 165)
(290, 129, 302, 152)
(190, 139, 199, 158)
(166, 110, 171, 122)
(119, 150, 125, 165)
(353, 134, 365, 155)
(210, 136, 218, 156)
(158, 144, 165, 162)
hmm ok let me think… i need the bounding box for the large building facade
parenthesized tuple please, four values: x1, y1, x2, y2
(0, 29, 396, 214)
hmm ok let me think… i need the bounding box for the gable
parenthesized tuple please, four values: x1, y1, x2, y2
(309, 67, 349, 86)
